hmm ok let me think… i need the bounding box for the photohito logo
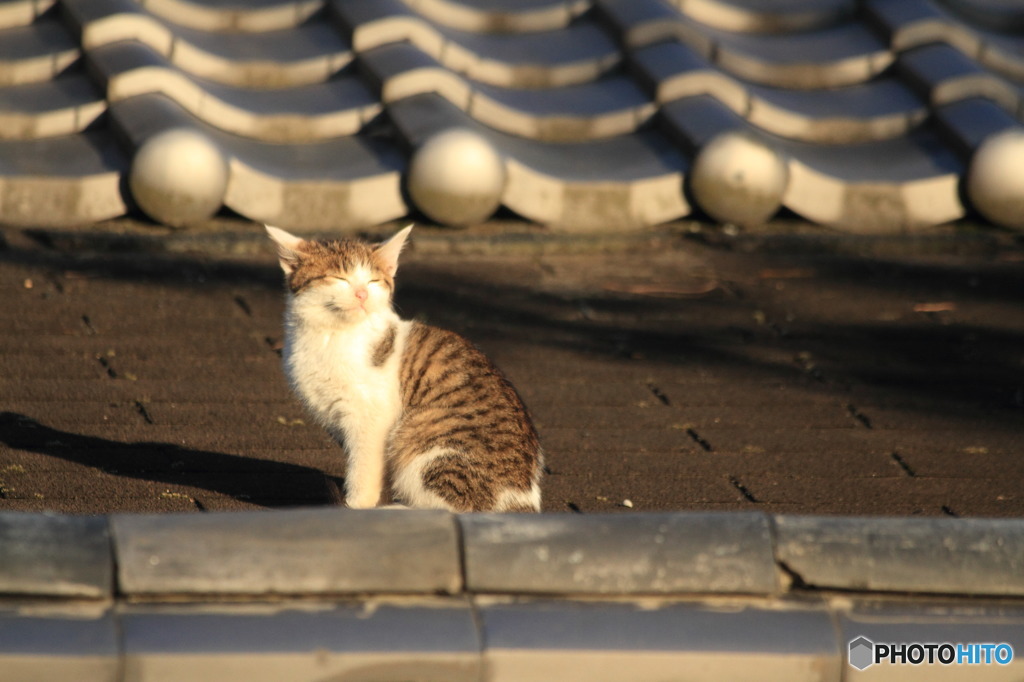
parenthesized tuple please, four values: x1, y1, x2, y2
(849, 636, 1014, 670)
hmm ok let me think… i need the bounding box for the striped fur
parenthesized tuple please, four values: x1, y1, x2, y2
(389, 323, 541, 511)
(267, 225, 543, 512)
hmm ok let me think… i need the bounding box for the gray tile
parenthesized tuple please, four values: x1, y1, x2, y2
(389, 92, 690, 230)
(900, 42, 991, 96)
(778, 129, 965, 232)
(387, 88, 484, 147)
(711, 21, 893, 89)
(595, 0, 712, 54)
(640, 44, 922, 143)
(122, 598, 480, 682)
(446, 11, 618, 77)
(360, 39, 639, 142)
(372, 38, 647, 143)
(141, 0, 323, 33)
(468, 108, 684, 180)
(358, 38, 438, 84)
(678, 0, 854, 33)
(942, 0, 1024, 32)
(0, 69, 106, 138)
(863, 0, 979, 54)
(630, 35, 711, 90)
(747, 78, 926, 143)
(0, 16, 79, 86)
(631, 40, 747, 111)
(66, 0, 352, 88)
(0, 0, 57, 30)
(91, 41, 379, 142)
(974, 28, 1024, 82)
(411, 0, 588, 33)
(165, 14, 352, 88)
(899, 43, 1017, 111)
(360, 41, 472, 109)
(777, 127, 961, 183)
(934, 97, 1019, 157)
(220, 133, 407, 230)
(112, 507, 462, 596)
(108, 94, 407, 230)
(0, 512, 113, 598)
(0, 130, 127, 227)
(62, 0, 166, 50)
(775, 515, 1024, 596)
(461, 511, 779, 595)
(332, 0, 424, 48)
(659, 94, 748, 152)
(480, 598, 840, 682)
(336, 0, 619, 87)
(0, 603, 119, 682)
(863, 0, 944, 43)
(470, 74, 655, 141)
(501, 127, 689, 229)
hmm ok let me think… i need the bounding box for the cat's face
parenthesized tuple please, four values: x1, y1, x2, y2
(267, 225, 411, 325)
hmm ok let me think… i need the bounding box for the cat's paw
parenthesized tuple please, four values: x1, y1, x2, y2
(345, 494, 381, 509)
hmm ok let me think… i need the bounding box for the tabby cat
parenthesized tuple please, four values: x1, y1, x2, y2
(267, 225, 542, 512)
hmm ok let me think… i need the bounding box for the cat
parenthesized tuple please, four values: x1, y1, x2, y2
(266, 224, 543, 512)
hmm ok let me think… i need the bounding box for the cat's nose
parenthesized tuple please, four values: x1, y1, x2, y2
(354, 288, 368, 301)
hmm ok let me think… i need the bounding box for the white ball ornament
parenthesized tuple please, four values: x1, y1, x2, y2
(967, 128, 1024, 230)
(407, 128, 506, 227)
(129, 128, 229, 227)
(689, 131, 789, 227)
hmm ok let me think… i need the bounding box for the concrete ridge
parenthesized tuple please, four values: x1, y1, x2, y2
(4, 509, 1024, 680)
(4, 508, 1024, 600)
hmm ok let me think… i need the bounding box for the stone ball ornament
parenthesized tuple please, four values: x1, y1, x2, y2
(407, 127, 506, 227)
(689, 131, 789, 227)
(129, 128, 230, 228)
(967, 128, 1024, 231)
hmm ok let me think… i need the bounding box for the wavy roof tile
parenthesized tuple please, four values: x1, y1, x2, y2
(92, 42, 379, 142)
(674, 0, 854, 33)
(0, 0, 1021, 231)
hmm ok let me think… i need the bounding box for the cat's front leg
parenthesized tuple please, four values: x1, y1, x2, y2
(334, 417, 390, 509)
(344, 452, 385, 509)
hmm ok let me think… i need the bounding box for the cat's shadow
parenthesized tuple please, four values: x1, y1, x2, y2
(0, 412, 342, 509)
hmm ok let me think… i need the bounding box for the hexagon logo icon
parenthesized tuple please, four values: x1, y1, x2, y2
(849, 636, 875, 670)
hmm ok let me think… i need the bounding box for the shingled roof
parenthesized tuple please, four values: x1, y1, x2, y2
(1, 0, 1023, 233)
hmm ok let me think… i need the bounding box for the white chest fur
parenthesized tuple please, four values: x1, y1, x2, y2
(281, 305, 407, 439)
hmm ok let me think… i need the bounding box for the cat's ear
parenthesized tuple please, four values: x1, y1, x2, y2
(265, 225, 306, 274)
(375, 224, 412, 278)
